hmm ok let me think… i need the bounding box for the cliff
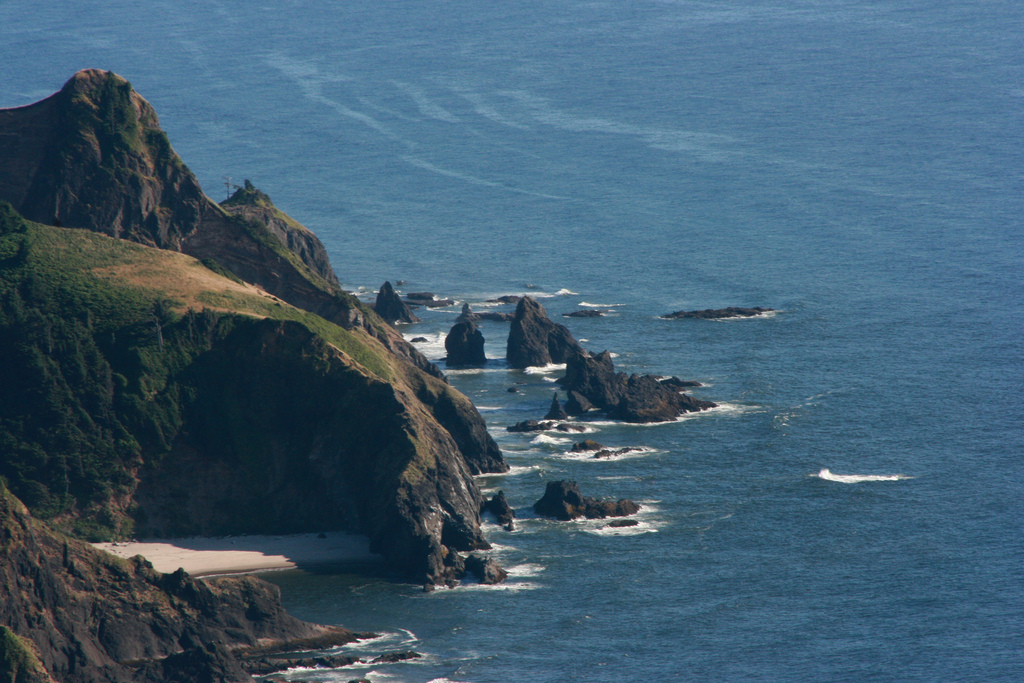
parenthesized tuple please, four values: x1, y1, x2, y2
(0, 203, 506, 583)
(0, 482, 364, 683)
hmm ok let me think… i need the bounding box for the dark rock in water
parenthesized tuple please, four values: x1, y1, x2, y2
(506, 296, 585, 369)
(482, 491, 515, 527)
(371, 651, 423, 664)
(457, 303, 513, 322)
(659, 376, 703, 389)
(507, 420, 548, 433)
(571, 439, 605, 452)
(465, 554, 509, 585)
(487, 295, 522, 304)
(554, 423, 586, 433)
(410, 337, 429, 343)
(375, 281, 420, 325)
(477, 311, 515, 322)
(562, 349, 716, 423)
(507, 386, 519, 393)
(532, 481, 641, 521)
(610, 374, 716, 423)
(445, 319, 487, 367)
(507, 420, 582, 433)
(562, 350, 626, 412)
(593, 447, 643, 459)
(565, 390, 596, 415)
(406, 292, 435, 301)
(244, 652, 362, 676)
(607, 519, 640, 528)
(413, 297, 456, 308)
(662, 306, 773, 319)
(544, 392, 569, 420)
(563, 310, 605, 318)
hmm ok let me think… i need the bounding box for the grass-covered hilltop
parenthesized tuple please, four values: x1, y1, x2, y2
(0, 69, 511, 681)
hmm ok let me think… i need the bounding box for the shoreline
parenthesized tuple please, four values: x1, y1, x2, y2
(93, 532, 383, 577)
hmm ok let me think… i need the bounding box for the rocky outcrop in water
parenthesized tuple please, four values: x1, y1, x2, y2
(662, 306, 773, 319)
(532, 481, 641, 521)
(375, 281, 421, 325)
(544, 392, 569, 420)
(482, 491, 516, 529)
(507, 420, 585, 433)
(465, 554, 509, 584)
(506, 296, 585, 369)
(445, 318, 487, 367)
(560, 349, 716, 423)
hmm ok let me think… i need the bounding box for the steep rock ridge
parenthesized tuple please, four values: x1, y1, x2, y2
(506, 296, 585, 369)
(0, 209, 505, 583)
(0, 483, 361, 683)
(220, 180, 341, 289)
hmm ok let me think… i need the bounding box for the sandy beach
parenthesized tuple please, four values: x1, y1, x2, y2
(93, 532, 383, 576)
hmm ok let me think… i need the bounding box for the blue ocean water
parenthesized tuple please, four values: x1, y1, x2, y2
(3, 1, 1023, 680)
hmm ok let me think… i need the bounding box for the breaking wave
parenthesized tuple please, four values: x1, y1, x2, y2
(816, 468, 910, 483)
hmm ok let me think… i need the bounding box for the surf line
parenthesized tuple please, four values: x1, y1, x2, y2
(816, 468, 909, 483)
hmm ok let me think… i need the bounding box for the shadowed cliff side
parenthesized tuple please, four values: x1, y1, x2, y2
(0, 483, 364, 683)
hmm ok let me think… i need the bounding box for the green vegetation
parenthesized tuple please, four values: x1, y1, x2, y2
(0, 626, 52, 683)
(0, 203, 396, 539)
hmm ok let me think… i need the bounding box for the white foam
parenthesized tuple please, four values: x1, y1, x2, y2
(555, 288, 579, 296)
(585, 521, 659, 536)
(711, 310, 778, 321)
(555, 446, 657, 462)
(578, 301, 626, 307)
(456, 580, 543, 592)
(504, 563, 546, 577)
(531, 434, 573, 446)
(816, 468, 910, 483)
(523, 363, 566, 374)
(403, 331, 446, 360)
(476, 464, 540, 477)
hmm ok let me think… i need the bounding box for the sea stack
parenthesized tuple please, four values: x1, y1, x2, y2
(375, 281, 420, 324)
(506, 296, 585, 369)
(445, 318, 487, 367)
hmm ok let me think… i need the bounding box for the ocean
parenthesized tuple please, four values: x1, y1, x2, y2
(2, 0, 1022, 680)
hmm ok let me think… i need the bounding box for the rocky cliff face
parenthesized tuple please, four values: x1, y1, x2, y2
(0, 483, 361, 683)
(0, 90, 506, 584)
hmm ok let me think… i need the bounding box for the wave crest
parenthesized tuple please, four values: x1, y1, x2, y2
(817, 468, 910, 483)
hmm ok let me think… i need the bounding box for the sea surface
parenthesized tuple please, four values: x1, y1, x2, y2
(3, 1, 1023, 680)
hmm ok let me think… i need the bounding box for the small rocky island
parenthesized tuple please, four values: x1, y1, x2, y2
(661, 306, 773, 319)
